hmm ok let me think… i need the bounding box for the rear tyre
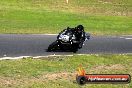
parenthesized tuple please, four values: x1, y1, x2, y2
(71, 43, 78, 53)
(78, 42, 83, 49)
(72, 48, 78, 53)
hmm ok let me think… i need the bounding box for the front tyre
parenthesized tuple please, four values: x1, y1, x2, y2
(47, 41, 59, 52)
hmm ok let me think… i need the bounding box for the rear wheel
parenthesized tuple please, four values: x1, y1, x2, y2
(71, 43, 78, 53)
(72, 49, 78, 53)
(78, 42, 83, 49)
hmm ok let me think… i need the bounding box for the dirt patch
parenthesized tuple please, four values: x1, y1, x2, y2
(39, 72, 76, 81)
(0, 72, 77, 87)
(0, 77, 18, 87)
(89, 64, 125, 73)
(0, 64, 126, 87)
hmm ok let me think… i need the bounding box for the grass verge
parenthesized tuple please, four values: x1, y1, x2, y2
(0, 0, 131, 35)
(0, 54, 132, 88)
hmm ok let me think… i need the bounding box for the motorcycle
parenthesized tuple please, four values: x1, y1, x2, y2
(47, 30, 90, 53)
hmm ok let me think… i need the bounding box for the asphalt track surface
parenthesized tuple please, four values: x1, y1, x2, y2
(0, 34, 132, 58)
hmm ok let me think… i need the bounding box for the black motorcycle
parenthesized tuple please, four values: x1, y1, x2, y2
(47, 30, 90, 53)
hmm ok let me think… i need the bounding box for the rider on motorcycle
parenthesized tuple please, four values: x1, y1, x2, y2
(58, 25, 86, 48)
(74, 25, 86, 48)
(47, 25, 90, 52)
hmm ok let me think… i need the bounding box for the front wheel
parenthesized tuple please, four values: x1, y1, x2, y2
(47, 41, 59, 52)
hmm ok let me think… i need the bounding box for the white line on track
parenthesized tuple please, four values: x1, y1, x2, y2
(123, 35, 132, 36)
(119, 37, 125, 38)
(32, 34, 58, 35)
(119, 37, 132, 40)
(0, 54, 94, 60)
(125, 38, 132, 40)
(0, 55, 74, 60)
(1, 53, 132, 60)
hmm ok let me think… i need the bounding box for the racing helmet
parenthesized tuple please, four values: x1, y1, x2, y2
(75, 25, 84, 33)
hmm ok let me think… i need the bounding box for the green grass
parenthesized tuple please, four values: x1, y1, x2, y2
(0, 55, 132, 88)
(0, 0, 131, 35)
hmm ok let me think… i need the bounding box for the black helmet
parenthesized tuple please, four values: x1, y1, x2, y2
(76, 25, 84, 33)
